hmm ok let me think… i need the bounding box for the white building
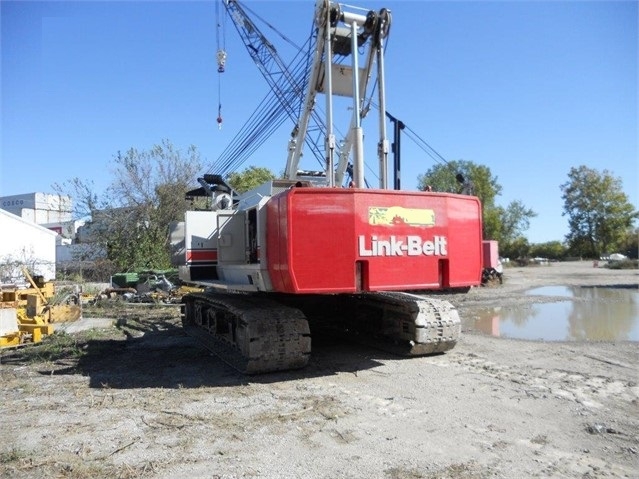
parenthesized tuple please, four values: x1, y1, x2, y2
(0, 209, 57, 281)
(0, 192, 72, 224)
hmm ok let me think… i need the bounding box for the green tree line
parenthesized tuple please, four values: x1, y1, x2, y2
(418, 161, 637, 260)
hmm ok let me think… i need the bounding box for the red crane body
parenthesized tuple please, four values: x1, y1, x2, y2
(267, 188, 482, 294)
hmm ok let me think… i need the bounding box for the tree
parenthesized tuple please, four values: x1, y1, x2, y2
(56, 140, 202, 272)
(417, 160, 536, 246)
(560, 166, 638, 258)
(500, 236, 531, 261)
(621, 227, 639, 259)
(498, 200, 537, 245)
(530, 241, 567, 260)
(417, 160, 501, 207)
(226, 166, 276, 193)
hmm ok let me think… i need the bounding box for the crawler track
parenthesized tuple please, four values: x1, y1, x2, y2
(277, 292, 461, 356)
(182, 292, 311, 374)
(182, 291, 459, 374)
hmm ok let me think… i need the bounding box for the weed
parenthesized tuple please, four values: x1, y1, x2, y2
(0, 447, 27, 463)
(6, 332, 85, 364)
(531, 434, 549, 445)
(385, 466, 423, 479)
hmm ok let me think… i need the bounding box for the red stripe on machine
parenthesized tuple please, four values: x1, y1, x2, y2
(186, 249, 218, 262)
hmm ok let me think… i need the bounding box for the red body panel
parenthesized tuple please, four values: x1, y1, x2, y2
(186, 249, 218, 263)
(482, 240, 500, 269)
(266, 188, 483, 294)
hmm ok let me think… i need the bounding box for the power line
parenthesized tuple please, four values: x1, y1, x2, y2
(402, 125, 449, 167)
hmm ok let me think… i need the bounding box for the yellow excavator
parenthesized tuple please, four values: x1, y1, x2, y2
(0, 268, 82, 348)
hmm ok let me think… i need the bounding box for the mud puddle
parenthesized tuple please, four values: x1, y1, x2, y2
(470, 285, 639, 341)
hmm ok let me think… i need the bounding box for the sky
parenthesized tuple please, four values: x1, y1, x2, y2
(1, 0, 637, 244)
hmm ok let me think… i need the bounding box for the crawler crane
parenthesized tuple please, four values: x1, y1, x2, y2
(179, 0, 484, 373)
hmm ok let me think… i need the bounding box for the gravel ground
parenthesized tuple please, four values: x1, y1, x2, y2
(1, 261, 637, 479)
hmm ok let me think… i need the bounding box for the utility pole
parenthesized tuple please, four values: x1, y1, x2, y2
(385, 111, 404, 190)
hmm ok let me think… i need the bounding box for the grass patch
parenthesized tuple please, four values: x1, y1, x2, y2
(385, 467, 424, 479)
(0, 447, 27, 464)
(427, 462, 486, 479)
(82, 300, 137, 318)
(83, 301, 181, 320)
(1, 457, 155, 479)
(10, 332, 85, 364)
(1, 303, 182, 369)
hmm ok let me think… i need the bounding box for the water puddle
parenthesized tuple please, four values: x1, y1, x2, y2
(470, 285, 639, 341)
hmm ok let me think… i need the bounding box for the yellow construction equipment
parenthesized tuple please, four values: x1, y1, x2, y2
(0, 268, 82, 348)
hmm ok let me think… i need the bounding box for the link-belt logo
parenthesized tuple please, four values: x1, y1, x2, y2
(358, 235, 448, 257)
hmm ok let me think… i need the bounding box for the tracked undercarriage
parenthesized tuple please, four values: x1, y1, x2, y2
(182, 291, 461, 374)
(181, 292, 311, 374)
(278, 292, 461, 356)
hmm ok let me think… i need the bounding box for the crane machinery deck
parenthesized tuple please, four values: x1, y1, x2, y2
(177, 0, 484, 374)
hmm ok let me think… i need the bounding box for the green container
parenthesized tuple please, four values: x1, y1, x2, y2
(111, 273, 139, 288)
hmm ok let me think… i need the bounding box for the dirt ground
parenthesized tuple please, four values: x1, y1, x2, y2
(1, 261, 637, 479)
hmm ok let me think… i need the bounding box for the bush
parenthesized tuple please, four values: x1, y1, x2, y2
(605, 259, 638, 270)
